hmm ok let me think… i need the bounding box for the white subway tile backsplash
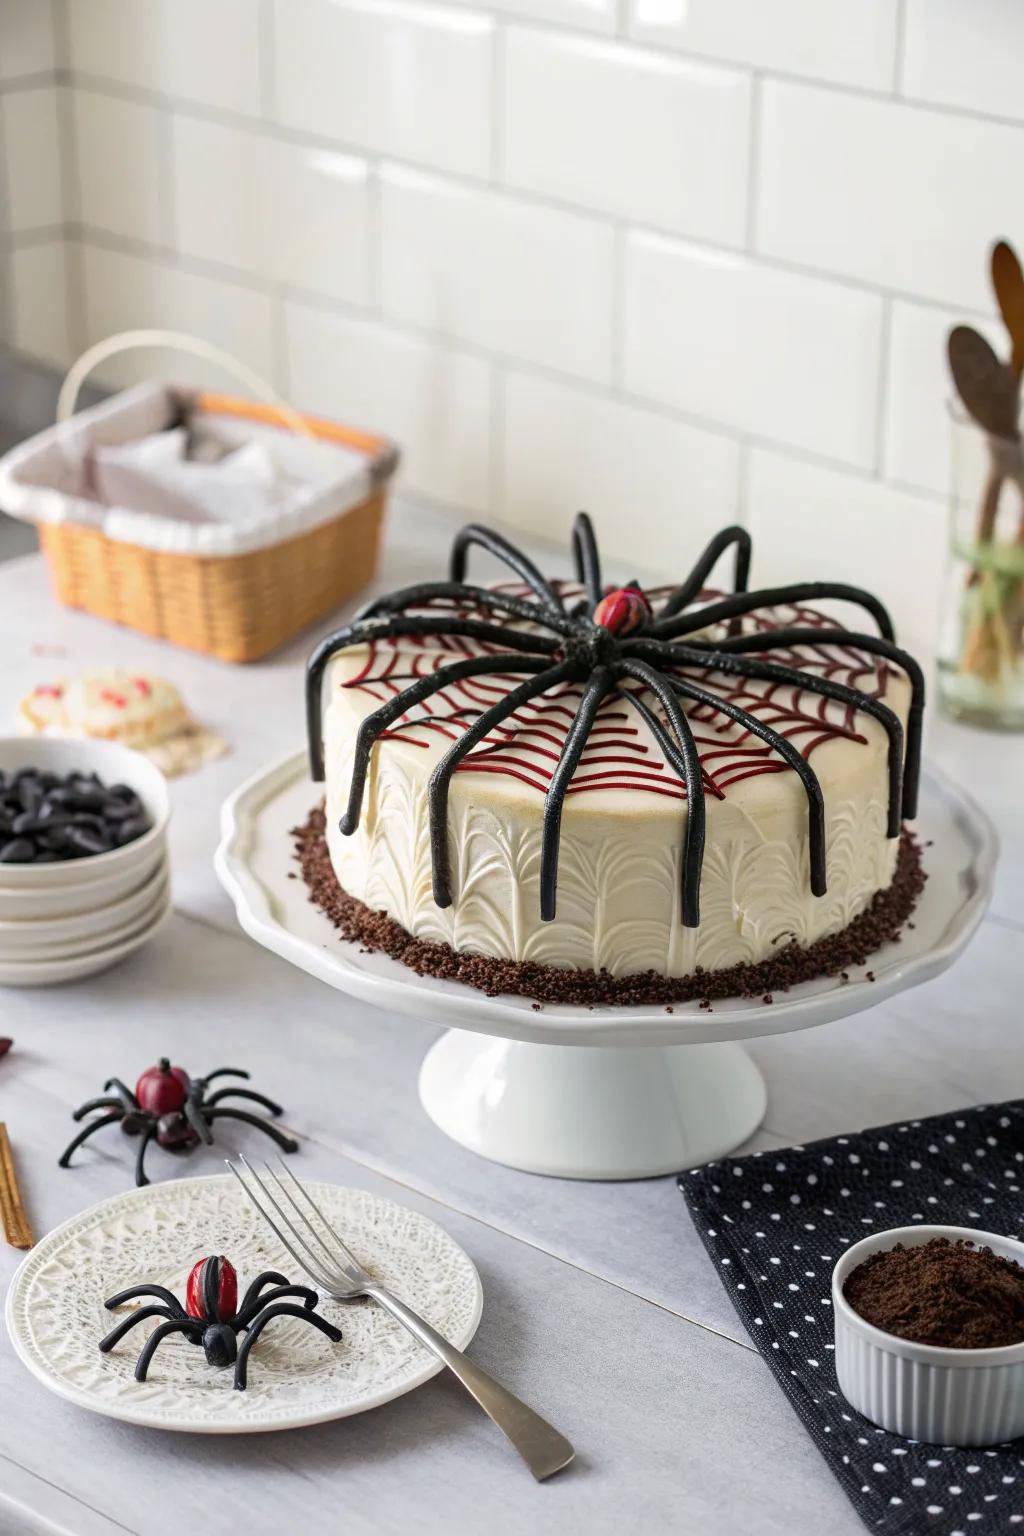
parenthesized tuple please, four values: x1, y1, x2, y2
(902, 0, 1024, 124)
(67, 0, 261, 117)
(73, 90, 162, 244)
(80, 243, 277, 392)
(629, 0, 897, 92)
(0, 0, 56, 82)
(746, 447, 946, 648)
(503, 371, 739, 573)
(487, 0, 614, 33)
(172, 117, 370, 306)
(623, 232, 882, 469)
(758, 81, 1024, 311)
(286, 300, 492, 512)
(273, 0, 493, 179)
(1, 87, 62, 232)
(381, 165, 614, 382)
(9, 241, 72, 369)
(884, 299, 1003, 498)
(502, 29, 749, 246)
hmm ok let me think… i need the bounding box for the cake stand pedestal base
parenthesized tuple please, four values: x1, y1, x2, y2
(417, 1032, 767, 1180)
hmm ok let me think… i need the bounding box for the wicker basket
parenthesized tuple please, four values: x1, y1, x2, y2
(3, 333, 399, 663)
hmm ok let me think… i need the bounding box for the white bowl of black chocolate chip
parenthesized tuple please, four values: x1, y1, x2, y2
(0, 737, 169, 888)
(833, 1224, 1024, 1446)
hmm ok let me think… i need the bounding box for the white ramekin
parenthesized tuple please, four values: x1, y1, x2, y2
(833, 1224, 1024, 1446)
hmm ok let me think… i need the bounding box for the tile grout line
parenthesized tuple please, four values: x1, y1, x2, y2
(62, 222, 955, 498)
(57, 67, 1011, 323)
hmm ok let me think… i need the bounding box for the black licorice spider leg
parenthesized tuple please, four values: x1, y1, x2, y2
(57, 1110, 124, 1168)
(647, 582, 895, 642)
(656, 525, 752, 621)
(306, 614, 562, 781)
(204, 1107, 300, 1154)
(708, 627, 925, 820)
(663, 672, 828, 898)
(340, 653, 555, 835)
(616, 659, 707, 927)
(234, 1303, 342, 1391)
(449, 522, 566, 612)
(571, 511, 603, 609)
(429, 660, 578, 907)
(357, 581, 576, 635)
(538, 666, 616, 921)
(628, 638, 906, 839)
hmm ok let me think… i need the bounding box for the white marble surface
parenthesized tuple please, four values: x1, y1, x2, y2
(0, 500, 1021, 1536)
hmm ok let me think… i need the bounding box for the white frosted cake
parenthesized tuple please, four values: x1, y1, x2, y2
(302, 518, 924, 1003)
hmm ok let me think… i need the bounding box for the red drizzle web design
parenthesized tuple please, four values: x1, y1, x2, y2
(340, 583, 889, 805)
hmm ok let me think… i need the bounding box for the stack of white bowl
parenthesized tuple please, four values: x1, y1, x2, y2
(0, 738, 171, 986)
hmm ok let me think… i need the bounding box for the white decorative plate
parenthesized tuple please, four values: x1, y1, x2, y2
(5, 1176, 483, 1433)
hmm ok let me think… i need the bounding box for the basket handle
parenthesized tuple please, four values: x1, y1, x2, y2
(56, 329, 315, 439)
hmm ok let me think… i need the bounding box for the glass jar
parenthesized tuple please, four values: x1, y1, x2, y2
(937, 407, 1024, 730)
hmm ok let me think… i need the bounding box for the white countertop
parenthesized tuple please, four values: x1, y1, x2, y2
(0, 499, 1021, 1536)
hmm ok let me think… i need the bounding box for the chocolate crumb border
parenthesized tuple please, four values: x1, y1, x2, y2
(292, 805, 925, 1007)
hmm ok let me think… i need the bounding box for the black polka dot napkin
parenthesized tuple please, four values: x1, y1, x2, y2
(680, 1100, 1024, 1534)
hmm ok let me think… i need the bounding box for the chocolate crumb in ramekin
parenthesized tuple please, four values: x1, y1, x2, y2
(292, 805, 925, 1007)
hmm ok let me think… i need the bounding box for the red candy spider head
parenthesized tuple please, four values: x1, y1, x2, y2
(186, 1255, 238, 1324)
(134, 1058, 190, 1116)
(592, 585, 651, 637)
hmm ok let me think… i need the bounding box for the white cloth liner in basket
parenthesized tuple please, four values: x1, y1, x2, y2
(0, 332, 381, 559)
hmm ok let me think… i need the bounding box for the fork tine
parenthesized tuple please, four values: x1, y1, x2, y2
(237, 1155, 341, 1286)
(260, 1161, 345, 1274)
(226, 1158, 334, 1290)
(276, 1157, 366, 1275)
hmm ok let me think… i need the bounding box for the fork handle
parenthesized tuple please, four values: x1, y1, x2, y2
(367, 1287, 574, 1481)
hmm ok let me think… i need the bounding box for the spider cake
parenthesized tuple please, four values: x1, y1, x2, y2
(299, 516, 925, 1004)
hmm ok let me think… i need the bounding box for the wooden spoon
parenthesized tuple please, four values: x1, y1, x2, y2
(947, 324, 1020, 441)
(992, 239, 1024, 378)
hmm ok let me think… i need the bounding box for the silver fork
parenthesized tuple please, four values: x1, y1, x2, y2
(227, 1156, 575, 1481)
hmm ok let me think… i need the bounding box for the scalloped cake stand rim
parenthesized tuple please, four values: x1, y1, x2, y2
(4, 1175, 483, 1434)
(215, 750, 997, 1050)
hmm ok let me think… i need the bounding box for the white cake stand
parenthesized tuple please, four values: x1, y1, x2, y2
(215, 753, 997, 1181)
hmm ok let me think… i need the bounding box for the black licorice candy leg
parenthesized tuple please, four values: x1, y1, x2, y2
(133, 1124, 157, 1187)
(571, 512, 603, 609)
(102, 1077, 139, 1114)
(233, 1304, 343, 1391)
(70, 1096, 123, 1122)
(656, 526, 752, 621)
(204, 1086, 285, 1117)
(709, 626, 925, 821)
(98, 1305, 182, 1353)
(428, 660, 577, 909)
(666, 674, 827, 898)
(104, 1282, 186, 1314)
(448, 523, 565, 614)
(134, 1320, 201, 1381)
(57, 1110, 123, 1168)
(233, 1285, 320, 1328)
(341, 654, 552, 836)
(234, 1270, 289, 1320)
(616, 659, 706, 928)
(633, 638, 907, 841)
(205, 1108, 300, 1154)
(305, 614, 560, 782)
(647, 581, 895, 643)
(539, 667, 615, 921)
(358, 581, 575, 636)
